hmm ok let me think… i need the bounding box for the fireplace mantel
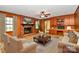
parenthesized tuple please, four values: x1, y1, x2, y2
(24, 26, 32, 28)
(22, 23, 34, 26)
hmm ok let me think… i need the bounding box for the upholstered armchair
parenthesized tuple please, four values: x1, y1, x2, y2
(58, 31, 79, 53)
(2, 33, 37, 53)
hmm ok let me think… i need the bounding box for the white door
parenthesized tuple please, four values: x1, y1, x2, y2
(45, 20, 50, 33)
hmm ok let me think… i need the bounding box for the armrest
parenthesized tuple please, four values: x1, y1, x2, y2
(20, 44, 37, 53)
(58, 41, 79, 52)
(58, 41, 79, 48)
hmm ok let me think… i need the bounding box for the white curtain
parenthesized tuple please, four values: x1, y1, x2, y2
(13, 16, 17, 37)
(0, 13, 6, 39)
(35, 20, 40, 29)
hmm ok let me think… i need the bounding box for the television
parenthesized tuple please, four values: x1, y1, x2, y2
(23, 17, 32, 24)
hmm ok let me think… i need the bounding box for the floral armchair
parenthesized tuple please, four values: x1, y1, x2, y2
(58, 31, 79, 53)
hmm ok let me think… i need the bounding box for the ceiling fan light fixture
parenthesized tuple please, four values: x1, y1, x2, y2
(40, 14, 45, 18)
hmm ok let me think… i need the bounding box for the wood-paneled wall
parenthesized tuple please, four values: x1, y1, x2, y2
(0, 10, 76, 36)
(40, 19, 45, 32)
(50, 14, 75, 35)
(75, 6, 79, 32)
(50, 14, 75, 30)
(0, 11, 37, 37)
(38, 14, 75, 35)
(0, 11, 20, 36)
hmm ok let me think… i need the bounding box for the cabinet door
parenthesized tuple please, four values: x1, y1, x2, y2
(49, 30, 57, 35)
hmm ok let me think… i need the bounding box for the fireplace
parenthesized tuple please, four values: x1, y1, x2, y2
(22, 23, 34, 34)
(24, 27, 32, 34)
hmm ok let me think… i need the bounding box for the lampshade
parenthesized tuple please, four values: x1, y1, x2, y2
(67, 26, 71, 30)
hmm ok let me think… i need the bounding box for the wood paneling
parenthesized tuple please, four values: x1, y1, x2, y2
(75, 6, 79, 32)
(50, 17, 57, 28)
(49, 29, 57, 35)
(0, 11, 37, 37)
(0, 10, 76, 36)
(39, 14, 75, 35)
(49, 14, 75, 35)
(32, 19, 37, 33)
(20, 16, 24, 37)
(16, 16, 21, 37)
(50, 14, 75, 29)
(64, 14, 74, 25)
(40, 20, 45, 32)
(0, 11, 22, 37)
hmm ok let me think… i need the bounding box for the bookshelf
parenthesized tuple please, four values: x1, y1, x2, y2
(49, 18, 64, 35)
(57, 19, 64, 30)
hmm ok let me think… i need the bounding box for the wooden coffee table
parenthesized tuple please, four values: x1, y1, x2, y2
(33, 35, 51, 45)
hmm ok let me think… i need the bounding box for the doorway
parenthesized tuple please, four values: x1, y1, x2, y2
(45, 20, 50, 33)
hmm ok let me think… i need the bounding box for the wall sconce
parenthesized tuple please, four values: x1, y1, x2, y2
(67, 26, 71, 30)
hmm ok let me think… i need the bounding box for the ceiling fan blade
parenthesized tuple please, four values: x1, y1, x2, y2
(45, 15, 48, 17)
(44, 14, 50, 17)
(46, 13, 51, 15)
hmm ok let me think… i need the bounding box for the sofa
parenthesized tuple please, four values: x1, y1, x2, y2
(2, 33, 37, 53)
(58, 31, 79, 53)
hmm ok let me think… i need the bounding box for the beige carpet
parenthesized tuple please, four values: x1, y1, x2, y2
(36, 37, 62, 53)
(23, 33, 63, 53)
(0, 33, 63, 53)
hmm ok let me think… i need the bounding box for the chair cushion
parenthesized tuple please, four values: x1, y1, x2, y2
(62, 36, 69, 42)
(74, 31, 79, 38)
(69, 34, 78, 44)
(67, 31, 78, 44)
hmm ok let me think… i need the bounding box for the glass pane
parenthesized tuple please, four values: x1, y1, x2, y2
(5, 17, 13, 24)
(5, 25, 13, 31)
(5, 17, 10, 24)
(10, 18, 13, 24)
(35, 21, 40, 29)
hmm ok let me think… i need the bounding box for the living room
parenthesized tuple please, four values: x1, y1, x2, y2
(0, 5, 79, 53)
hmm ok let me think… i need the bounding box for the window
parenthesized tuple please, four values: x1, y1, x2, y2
(5, 17, 13, 31)
(35, 20, 40, 29)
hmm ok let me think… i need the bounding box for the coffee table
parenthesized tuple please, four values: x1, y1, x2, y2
(33, 34, 51, 45)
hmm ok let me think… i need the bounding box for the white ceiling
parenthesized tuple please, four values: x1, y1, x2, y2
(0, 5, 78, 19)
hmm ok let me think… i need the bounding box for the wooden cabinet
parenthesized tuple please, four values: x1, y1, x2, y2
(49, 29, 64, 35)
(57, 30, 64, 36)
(49, 29, 57, 35)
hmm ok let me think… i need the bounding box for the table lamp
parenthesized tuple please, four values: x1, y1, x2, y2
(67, 26, 71, 30)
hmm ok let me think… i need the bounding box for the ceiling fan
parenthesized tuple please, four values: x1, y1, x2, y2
(37, 11, 51, 18)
